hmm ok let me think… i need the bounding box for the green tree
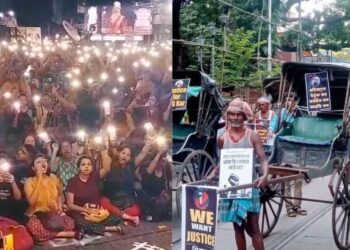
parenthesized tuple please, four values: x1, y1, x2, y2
(175, 0, 350, 89)
(179, 0, 280, 88)
(278, 0, 350, 51)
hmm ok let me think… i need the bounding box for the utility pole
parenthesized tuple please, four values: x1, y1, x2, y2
(297, 0, 303, 62)
(219, 12, 229, 92)
(267, 0, 272, 75)
(211, 35, 215, 78)
(208, 23, 218, 79)
(299, 0, 303, 62)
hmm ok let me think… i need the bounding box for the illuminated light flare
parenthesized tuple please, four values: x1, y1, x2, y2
(76, 130, 86, 141)
(3, 92, 11, 99)
(155, 135, 167, 146)
(102, 100, 111, 115)
(32, 94, 41, 103)
(94, 136, 103, 144)
(38, 131, 50, 142)
(144, 122, 154, 131)
(118, 76, 125, 83)
(0, 162, 10, 172)
(72, 68, 81, 75)
(100, 72, 108, 81)
(107, 125, 117, 138)
(71, 79, 81, 88)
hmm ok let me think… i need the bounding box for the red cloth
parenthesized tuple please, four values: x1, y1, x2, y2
(100, 197, 141, 217)
(0, 216, 34, 249)
(125, 204, 142, 217)
(26, 215, 74, 242)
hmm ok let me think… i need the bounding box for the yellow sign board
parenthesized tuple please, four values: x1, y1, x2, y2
(3, 233, 14, 250)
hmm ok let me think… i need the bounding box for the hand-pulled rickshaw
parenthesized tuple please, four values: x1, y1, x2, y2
(176, 62, 350, 250)
(173, 70, 225, 215)
(258, 62, 350, 250)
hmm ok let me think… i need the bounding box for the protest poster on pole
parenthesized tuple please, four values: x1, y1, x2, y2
(181, 185, 218, 250)
(305, 71, 331, 113)
(219, 148, 254, 199)
(172, 79, 190, 111)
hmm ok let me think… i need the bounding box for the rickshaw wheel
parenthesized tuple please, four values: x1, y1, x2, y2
(176, 150, 216, 216)
(332, 162, 350, 250)
(259, 177, 284, 238)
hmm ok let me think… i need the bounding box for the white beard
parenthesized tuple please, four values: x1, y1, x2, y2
(230, 122, 243, 128)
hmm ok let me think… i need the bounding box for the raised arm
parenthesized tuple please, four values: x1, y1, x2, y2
(4, 173, 21, 200)
(99, 149, 112, 178)
(135, 139, 152, 167)
(50, 143, 59, 172)
(24, 176, 43, 206)
(11, 111, 19, 128)
(52, 85, 77, 111)
(125, 99, 137, 131)
(146, 148, 166, 174)
(162, 99, 172, 122)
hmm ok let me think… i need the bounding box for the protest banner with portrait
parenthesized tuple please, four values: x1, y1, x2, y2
(244, 119, 270, 144)
(181, 185, 218, 250)
(305, 71, 331, 113)
(172, 78, 190, 111)
(255, 119, 270, 144)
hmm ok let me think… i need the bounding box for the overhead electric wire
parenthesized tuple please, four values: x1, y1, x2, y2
(173, 39, 285, 63)
(173, 38, 285, 84)
(217, 0, 312, 38)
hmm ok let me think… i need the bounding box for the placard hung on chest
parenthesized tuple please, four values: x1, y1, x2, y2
(219, 148, 253, 198)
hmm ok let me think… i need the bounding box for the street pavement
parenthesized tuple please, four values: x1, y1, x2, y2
(173, 174, 339, 250)
(36, 221, 172, 250)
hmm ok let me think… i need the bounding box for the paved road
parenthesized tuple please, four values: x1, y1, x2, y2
(173, 174, 340, 250)
(36, 221, 172, 250)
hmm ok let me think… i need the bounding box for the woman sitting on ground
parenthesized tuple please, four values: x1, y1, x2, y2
(24, 154, 83, 242)
(100, 145, 140, 225)
(66, 155, 126, 235)
(136, 143, 171, 221)
(0, 155, 22, 221)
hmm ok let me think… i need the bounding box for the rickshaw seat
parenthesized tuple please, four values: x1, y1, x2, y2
(278, 116, 342, 146)
(173, 124, 196, 141)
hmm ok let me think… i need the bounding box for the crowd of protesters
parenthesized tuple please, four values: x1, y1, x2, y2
(0, 37, 172, 243)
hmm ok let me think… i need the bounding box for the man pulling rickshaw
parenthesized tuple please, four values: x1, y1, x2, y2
(217, 99, 268, 250)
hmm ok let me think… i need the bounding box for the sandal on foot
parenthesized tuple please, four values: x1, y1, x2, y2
(74, 229, 84, 240)
(287, 209, 297, 217)
(296, 208, 307, 216)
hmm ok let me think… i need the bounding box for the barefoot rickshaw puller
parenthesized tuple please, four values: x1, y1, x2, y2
(217, 99, 269, 250)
